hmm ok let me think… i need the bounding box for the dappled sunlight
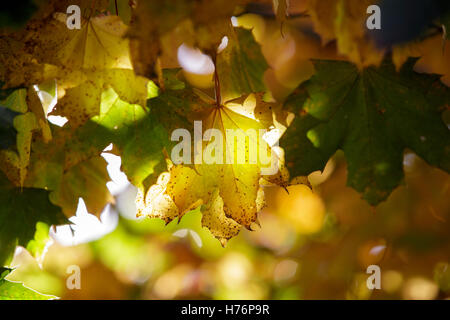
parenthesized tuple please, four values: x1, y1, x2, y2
(10, 155, 450, 299)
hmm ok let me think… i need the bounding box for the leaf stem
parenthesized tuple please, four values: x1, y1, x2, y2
(212, 53, 221, 108)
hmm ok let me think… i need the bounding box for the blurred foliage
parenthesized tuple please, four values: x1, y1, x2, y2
(5, 152, 449, 300)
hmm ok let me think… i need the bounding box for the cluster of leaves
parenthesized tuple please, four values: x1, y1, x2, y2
(0, 0, 449, 272)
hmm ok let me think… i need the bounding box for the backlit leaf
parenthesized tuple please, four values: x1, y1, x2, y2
(139, 78, 290, 244)
(281, 58, 450, 205)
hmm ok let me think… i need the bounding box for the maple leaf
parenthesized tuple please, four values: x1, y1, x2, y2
(26, 13, 132, 70)
(91, 87, 172, 190)
(0, 170, 67, 265)
(138, 75, 290, 245)
(18, 12, 148, 127)
(52, 68, 148, 127)
(281, 58, 450, 205)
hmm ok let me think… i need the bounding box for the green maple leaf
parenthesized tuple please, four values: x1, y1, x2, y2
(216, 27, 269, 102)
(0, 171, 68, 265)
(281, 58, 450, 205)
(89, 87, 173, 191)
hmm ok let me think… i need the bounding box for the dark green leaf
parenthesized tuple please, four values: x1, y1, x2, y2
(281, 58, 450, 205)
(0, 171, 68, 265)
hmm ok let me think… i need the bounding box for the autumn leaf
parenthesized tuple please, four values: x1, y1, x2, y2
(139, 74, 290, 244)
(25, 13, 131, 70)
(20, 12, 148, 127)
(133, 31, 291, 243)
(281, 58, 450, 205)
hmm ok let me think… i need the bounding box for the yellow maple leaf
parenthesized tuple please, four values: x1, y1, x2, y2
(19, 12, 148, 127)
(28, 13, 132, 70)
(137, 93, 291, 245)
